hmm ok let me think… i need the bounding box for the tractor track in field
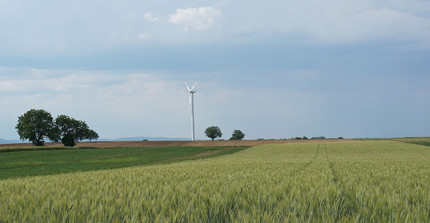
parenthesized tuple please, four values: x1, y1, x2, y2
(323, 142, 357, 219)
(324, 143, 339, 183)
(300, 143, 321, 171)
(287, 143, 321, 176)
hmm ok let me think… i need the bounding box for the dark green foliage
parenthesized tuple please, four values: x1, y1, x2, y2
(87, 129, 99, 142)
(15, 109, 56, 146)
(16, 109, 99, 147)
(229, 130, 245, 140)
(205, 126, 222, 141)
(61, 134, 75, 147)
(54, 115, 93, 147)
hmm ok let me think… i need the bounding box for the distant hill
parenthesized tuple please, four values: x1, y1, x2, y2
(0, 138, 23, 144)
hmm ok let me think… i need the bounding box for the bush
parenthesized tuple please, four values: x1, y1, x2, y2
(61, 134, 76, 147)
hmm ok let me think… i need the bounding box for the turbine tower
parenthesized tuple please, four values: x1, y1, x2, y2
(185, 81, 198, 141)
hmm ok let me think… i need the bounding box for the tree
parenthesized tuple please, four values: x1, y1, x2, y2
(229, 130, 245, 140)
(16, 109, 56, 146)
(54, 115, 94, 147)
(205, 126, 222, 141)
(87, 129, 99, 142)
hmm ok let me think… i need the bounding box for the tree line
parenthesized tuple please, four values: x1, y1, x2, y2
(204, 126, 245, 141)
(16, 109, 243, 145)
(16, 109, 99, 147)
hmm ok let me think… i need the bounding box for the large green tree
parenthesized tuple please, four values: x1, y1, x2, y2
(205, 126, 222, 141)
(87, 129, 99, 142)
(54, 115, 93, 147)
(229, 130, 245, 140)
(16, 109, 56, 146)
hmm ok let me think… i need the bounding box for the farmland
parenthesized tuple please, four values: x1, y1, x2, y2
(1, 140, 430, 222)
(0, 146, 247, 180)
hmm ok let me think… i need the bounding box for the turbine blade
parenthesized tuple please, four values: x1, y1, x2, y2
(190, 81, 198, 91)
(184, 81, 191, 92)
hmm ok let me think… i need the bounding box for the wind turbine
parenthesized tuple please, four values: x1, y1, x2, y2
(185, 81, 198, 141)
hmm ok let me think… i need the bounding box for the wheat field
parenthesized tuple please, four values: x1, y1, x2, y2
(1, 141, 429, 222)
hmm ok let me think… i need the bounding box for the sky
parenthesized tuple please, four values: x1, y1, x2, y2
(1, 0, 430, 140)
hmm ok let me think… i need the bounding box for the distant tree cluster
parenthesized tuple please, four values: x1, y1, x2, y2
(16, 109, 99, 147)
(291, 136, 327, 140)
(204, 126, 245, 141)
(293, 136, 308, 140)
(229, 130, 245, 140)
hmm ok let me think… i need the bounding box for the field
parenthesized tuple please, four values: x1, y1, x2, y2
(391, 137, 430, 147)
(0, 138, 352, 149)
(1, 140, 430, 222)
(0, 146, 247, 180)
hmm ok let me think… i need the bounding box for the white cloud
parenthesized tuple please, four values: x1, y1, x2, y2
(1, 1, 428, 54)
(169, 7, 222, 31)
(138, 33, 152, 40)
(143, 12, 161, 22)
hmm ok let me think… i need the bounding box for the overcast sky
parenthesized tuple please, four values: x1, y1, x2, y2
(1, 0, 430, 140)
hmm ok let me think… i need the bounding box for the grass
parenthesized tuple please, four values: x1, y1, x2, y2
(353, 136, 430, 145)
(390, 137, 430, 147)
(0, 146, 248, 180)
(0, 146, 70, 152)
(1, 141, 430, 222)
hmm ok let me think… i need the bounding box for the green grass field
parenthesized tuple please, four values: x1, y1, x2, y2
(391, 137, 430, 147)
(1, 141, 429, 222)
(0, 146, 248, 180)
